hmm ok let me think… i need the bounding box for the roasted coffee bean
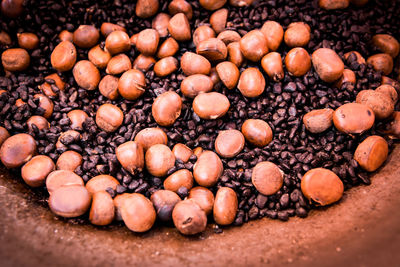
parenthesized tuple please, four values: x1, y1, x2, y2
(1, 48, 30, 72)
(261, 52, 284, 82)
(285, 48, 311, 77)
(213, 187, 238, 225)
(152, 91, 182, 126)
(118, 69, 146, 100)
(216, 61, 240, 89)
(333, 103, 375, 134)
(134, 128, 168, 151)
(157, 37, 179, 58)
(354, 136, 388, 172)
(154, 56, 179, 77)
(152, 13, 170, 38)
(215, 129, 245, 158)
(168, 0, 193, 20)
(0, 133, 36, 168)
(145, 144, 175, 177)
(86, 174, 120, 194)
(180, 74, 214, 98)
(21, 155, 55, 187)
(105, 30, 131, 55)
(17, 32, 39, 50)
(210, 8, 228, 34)
(151, 190, 181, 221)
(356, 90, 394, 120)
(73, 60, 100, 90)
(260, 21, 283, 51)
(181, 52, 211, 75)
(239, 30, 268, 62)
(252, 161, 283, 195)
(106, 54, 132, 75)
(172, 199, 207, 235)
(96, 104, 124, 132)
(303, 109, 334, 133)
(73, 25, 99, 48)
(237, 67, 265, 98)
(168, 13, 191, 42)
(193, 150, 223, 187)
(120, 193, 156, 232)
(312, 48, 345, 83)
(241, 119, 273, 147)
(344, 51, 366, 64)
(193, 92, 230, 120)
(188, 186, 214, 215)
(136, 0, 159, 18)
(116, 141, 144, 175)
(172, 143, 193, 163)
(284, 22, 311, 47)
(89, 191, 115, 226)
(301, 168, 344, 206)
(46, 170, 84, 194)
(49, 185, 91, 217)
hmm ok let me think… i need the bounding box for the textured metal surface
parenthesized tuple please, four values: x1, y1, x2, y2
(1, 146, 400, 266)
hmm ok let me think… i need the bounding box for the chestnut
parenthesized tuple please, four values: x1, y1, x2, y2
(99, 75, 119, 100)
(73, 25, 99, 48)
(100, 22, 126, 37)
(152, 13, 170, 38)
(72, 60, 100, 90)
(27, 115, 49, 131)
(210, 8, 228, 34)
(354, 135, 388, 172)
(213, 187, 238, 225)
(115, 141, 144, 175)
(217, 30, 241, 45)
(285, 47, 311, 76)
(164, 169, 194, 192)
(172, 199, 207, 235)
(106, 54, 132, 75)
(46, 170, 84, 194)
(67, 109, 88, 130)
(118, 69, 146, 100)
(303, 109, 334, 134)
(261, 52, 284, 82)
(85, 175, 120, 195)
(56, 150, 82, 172)
(181, 52, 211, 76)
(120, 194, 156, 232)
(157, 37, 179, 58)
(151, 190, 181, 221)
(371, 34, 399, 58)
(168, 0, 193, 20)
(241, 119, 273, 147)
(49, 185, 91, 218)
(136, 0, 159, 18)
(193, 25, 215, 47)
(239, 30, 268, 62)
(153, 56, 179, 77)
(252, 161, 283, 195)
(260, 21, 283, 51)
(88, 45, 111, 69)
(134, 127, 168, 151)
(136, 29, 160, 56)
(193, 150, 223, 187)
(227, 41, 244, 67)
(21, 155, 55, 187)
(214, 129, 245, 158)
(105, 30, 131, 55)
(89, 191, 115, 226)
(333, 103, 375, 134)
(180, 74, 214, 98)
(145, 144, 176, 177)
(17, 32, 39, 50)
(96, 103, 124, 132)
(197, 38, 227, 63)
(188, 186, 214, 215)
(312, 48, 344, 83)
(237, 67, 265, 98)
(199, 0, 226, 10)
(284, 22, 311, 47)
(133, 54, 156, 72)
(193, 92, 230, 120)
(0, 133, 37, 168)
(168, 13, 191, 42)
(152, 91, 182, 127)
(319, 0, 350, 9)
(172, 143, 193, 163)
(1, 48, 30, 72)
(356, 90, 394, 120)
(367, 53, 393, 75)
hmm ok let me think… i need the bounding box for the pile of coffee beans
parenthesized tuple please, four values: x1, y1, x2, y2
(0, 0, 400, 235)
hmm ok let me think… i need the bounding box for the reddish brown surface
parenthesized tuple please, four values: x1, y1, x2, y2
(1, 146, 400, 266)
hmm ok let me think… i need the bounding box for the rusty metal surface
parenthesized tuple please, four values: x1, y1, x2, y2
(1, 146, 400, 266)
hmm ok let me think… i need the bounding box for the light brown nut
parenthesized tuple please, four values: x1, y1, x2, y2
(116, 141, 144, 175)
(39, 73, 66, 97)
(136, 29, 160, 56)
(193, 150, 223, 187)
(73, 60, 100, 90)
(303, 109, 334, 133)
(227, 42, 244, 67)
(354, 135, 388, 172)
(1, 48, 30, 72)
(180, 74, 214, 98)
(371, 34, 400, 58)
(260, 21, 284, 51)
(252, 161, 283, 195)
(67, 110, 88, 130)
(172, 199, 207, 235)
(301, 168, 344, 206)
(333, 103, 375, 134)
(213, 187, 238, 225)
(120, 193, 156, 232)
(356, 90, 394, 120)
(135, 0, 159, 18)
(344, 51, 366, 64)
(100, 22, 126, 37)
(133, 54, 156, 72)
(114, 193, 133, 221)
(49, 185, 91, 218)
(188, 186, 214, 215)
(164, 169, 194, 192)
(0, 31, 11, 46)
(73, 25, 99, 48)
(312, 48, 345, 83)
(229, 0, 254, 6)
(334, 69, 356, 88)
(27, 116, 49, 131)
(168, 0, 193, 20)
(319, 0, 350, 10)
(89, 191, 115, 226)
(0, 127, 10, 147)
(375, 84, 398, 103)
(261, 52, 284, 82)
(96, 104, 124, 132)
(118, 69, 146, 100)
(196, 38, 227, 63)
(46, 170, 84, 194)
(367, 53, 393, 75)
(17, 32, 39, 50)
(85, 175, 120, 195)
(199, 0, 226, 10)
(168, 13, 191, 42)
(193, 25, 215, 47)
(105, 30, 131, 55)
(152, 91, 182, 126)
(157, 37, 179, 58)
(106, 54, 132, 75)
(284, 22, 311, 47)
(88, 45, 111, 69)
(210, 8, 228, 34)
(151, 190, 181, 221)
(217, 30, 241, 45)
(285, 47, 311, 76)
(237, 67, 265, 98)
(193, 92, 230, 119)
(56, 150, 82, 172)
(58, 30, 73, 42)
(172, 143, 193, 163)
(152, 13, 170, 38)
(241, 119, 273, 147)
(134, 128, 168, 152)
(181, 52, 211, 76)
(214, 129, 245, 158)
(99, 75, 119, 100)
(216, 61, 240, 89)
(154, 56, 179, 77)
(145, 144, 176, 177)
(21, 155, 55, 187)
(0, 133, 37, 168)
(239, 30, 268, 62)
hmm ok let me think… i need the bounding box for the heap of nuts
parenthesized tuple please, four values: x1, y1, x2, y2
(1, 0, 400, 236)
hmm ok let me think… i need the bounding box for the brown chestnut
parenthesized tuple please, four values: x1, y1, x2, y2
(73, 25, 99, 48)
(49, 185, 91, 218)
(237, 67, 265, 98)
(106, 54, 132, 75)
(17, 32, 39, 50)
(46, 170, 84, 194)
(356, 90, 394, 120)
(333, 103, 375, 134)
(27, 115, 49, 131)
(172, 143, 193, 163)
(88, 45, 111, 69)
(181, 52, 211, 76)
(199, 0, 226, 10)
(96, 103, 124, 132)
(354, 135, 388, 172)
(152, 13, 170, 38)
(1, 48, 30, 72)
(180, 74, 214, 98)
(193, 150, 223, 187)
(193, 25, 215, 47)
(133, 54, 156, 72)
(157, 37, 179, 58)
(73, 60, 100, 90)
(136, 0, 159, 18)
(58, 30, 73, 42)
(0, 133, 37, 168)
(153, 56, 179, 77)
(312, 48, 345, 83)
(116, 141, 144, 175)
(217, 30, 241, 45)
(260, 21, 284, 51)
(188, 186, 214, 215)
(239, 30, 268, 62)
(67, 110, 88, 130)
(303, 109, 334, 134)
(105, 30, 131, 55)
(241, 119, 273, 147)
(210, 8, 228, 34)
(100, 22, 126, 37)
(367, 53, 393, 75)
(261, 52, 284, 82)
(214, 129, 245, 158)
(56, 150, 82, 172)
(371, 34, 399, 58)
(168, 0, 193, 20)
(152, 91, 182, 126)
(21, 155, 55, 187)
(193, 92, 230, 120)
(227, 41, 244, 67)
(89, 191, 115, 226)
(213, 187, 238, 225)
(168, 13, 191, 42)
(145, 144, 176, 177)
(319, 0, 349, 9)
(86, 175, 120, 195)
(118, 69, 146, 100)
(99, 75, 119, 100)
(172, 199, 207, 235)
(120, 193, 156, 232)
(136, 29, 160, 56)
(134, 127, 168, 152)
(164, 169, 194, 192)
(151, 190, 181, 221)
(285, 47, 311, 76)
(252, 161, 283, 195)
(284, 22, 311, 47)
